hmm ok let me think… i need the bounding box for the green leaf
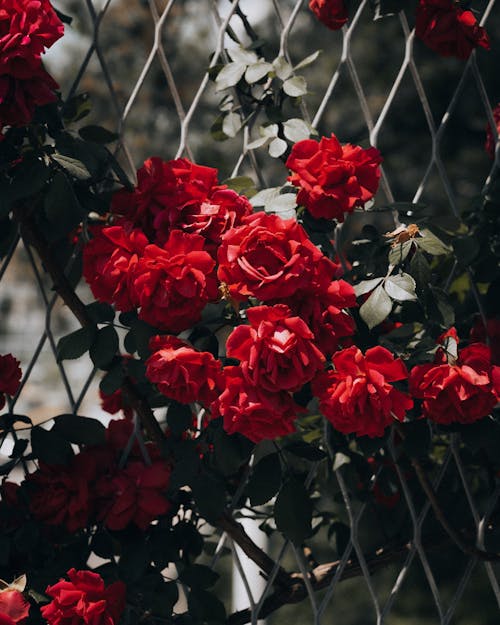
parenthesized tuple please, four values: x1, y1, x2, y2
(63, 93, 92, 124)
(90, 326, 119, 368)
(192, 474, 226, 522)
(8, 158, 50, 204)
(188, 589, 226, 624)
(353, 277, 384, 297)
(99, 363, 125, 395)
(52, 154, 91, 180)
(86, 302, 115, 324)
(245, 453, 282, 506)
(44, 172, 84, 239)
(31, 426, 74, 465)
(384, 273, 417, 301)
(222, 112, 242, 138)
(222, 176, 256, 196)
(209, 423, 253, 477)
(388, 240, 413, 266)
(410, 250, 432, 291)
(215, 62, 246, 91)
(274, 478, 312, 543)
(52, 414, 106, 445)
(57, 326, 96, 361)
(167, 401, 193, 437)
(179, 565, 219, 589)
(283, 118, 311, 143)
(359, 284, 393, 329)
(283, 75, 307, 97)
(284, 441, 326, 461)
(118, 538, 149, 583)
(429, 286, 455, 327)
(79, 125, 119, 144)
(417, 229, 451, 256)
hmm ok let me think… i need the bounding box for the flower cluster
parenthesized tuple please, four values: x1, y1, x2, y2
(22, 419, 172, 533)
(0, 0, 63, 130)
(0, 353, 21, 410)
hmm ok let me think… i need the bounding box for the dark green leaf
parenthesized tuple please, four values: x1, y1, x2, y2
(118, 538, 149, 583)
(63, 93, 92, 124)
(86, 302, 115, 323)
(31, 426, 74, 465)
(188, 589, 226, 624)
(410, 250, 432, 292)
(167, 402, 193, 437)
(52, 414, 106, 445)
(245, 453, 282, 506)
(172, 522, 204, 559)
(284, 441, 326, 461)
(90, 325, 119, 368)
(52, 154, 91, 180)
(274, 477, 312, 543)
(79, 125, 119, 144)
(428, 286, 455, 327)
(192, 474, 226, 522)
(329, 521, 351, 556)
(44, 171, 84, 239)
(9, 438, 28, 458)
(222, 176, 256, 196)
(57, 326, 96, 361)
(0, 536, 10, 566)
(179, 565, 219, 589)
(401, 420, 431, 458)
(8, 158, 50, 203)
(100, 363, 125, 395)
(208, 422, 253, 477)
(150, 581, 178, 618)
(91, 530, 115, 559)
(453, 236, 480, 266)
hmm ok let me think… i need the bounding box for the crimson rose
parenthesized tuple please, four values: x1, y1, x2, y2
(211, 366, 299, 443)
(0, 353, 21, 409)
(96, 459, 171, 530)
(0, 67, 58, 129)
(415, 0, 490, 59)
(227, 304, 325, 393)
(218, 212, 324, 302)
(286, 134, 382, 221)
(82, 224, 148, 312)
(409, 342, 500, 424)
(0, 590, 29, 625)
(312, 346, 413, 437)
(485, 102, 500, 159)
(309, 0, 348, 30)
(146, 335, 222, 404)
(129, 230, 217, 332)
(0, 0, 64, 79)
(41, 569, 126, 625)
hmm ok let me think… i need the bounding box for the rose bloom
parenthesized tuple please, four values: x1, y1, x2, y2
(146, 335, 222, 405)
(280, 258, 357, 358)
(218, 211, 325, 302)
(485, 103, 500, 159)
(0, 0, 64, 78)
(227, 304, 325, 393)
(312, 346, 413, 438)
(41, 569, 126, 625)
(129, 230, 218, 332)
(96, 459, 171, 530)
(409, 342, 500, 425)
(99, 388, 133, 419)
(309, 0, 348, 30)
(415, 0, 490, 60)
(0, 589, 30, 625)
(470, 317, 500, 365)
(286, 134, 382, 221)
(0, 353, 21, 409)
(82, 223, 148, 312)
(0, 67, 58, 129)
(111, 156, 219, 241)
(26, 453, 97, 533)
(211, 366, 299, 443)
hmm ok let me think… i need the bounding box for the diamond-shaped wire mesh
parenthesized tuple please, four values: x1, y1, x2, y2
(2, 0, 500, 623)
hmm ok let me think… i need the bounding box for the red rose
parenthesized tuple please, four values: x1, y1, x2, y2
(0, 67, 58, 129)
(96, 459, 171, 530)
(146, 335, 222, 404)
(0, 0, 64, 79)
(41, 569, 126, 625)
(485, 103, 500, 159)
(211, 366, 299, 443)
(0, 590, 30, 625)
(100, 388, 133, 419)
(227, 304, 325, 393)
(409, 342, 500, 424)
(129, 230, 217, 332)
(415, 0, 490, 59)
(280, 259, 357, 357)
(309, 0, 348, 30)
(0, 354, 21, 410)
(312, 346, 413, 438)
(111, 157, 219, 241)
(154, 187, 252, 249)
(27, 456, 95, 532)
(286, 134, 382, 221)
(82, 223, 148, 312)
(218, 212, 324, 302)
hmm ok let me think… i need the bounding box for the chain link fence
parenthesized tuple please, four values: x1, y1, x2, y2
(2, 0, 500, 623)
